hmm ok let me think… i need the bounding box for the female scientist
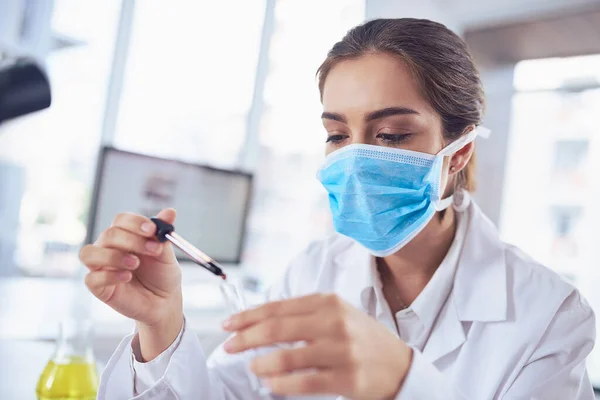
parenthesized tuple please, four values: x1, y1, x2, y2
(80, 18, 596, 399)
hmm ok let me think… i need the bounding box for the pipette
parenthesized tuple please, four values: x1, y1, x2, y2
(151, 217, 227, 280)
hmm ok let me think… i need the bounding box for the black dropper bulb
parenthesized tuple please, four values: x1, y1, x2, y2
(151, 217, 174, 242)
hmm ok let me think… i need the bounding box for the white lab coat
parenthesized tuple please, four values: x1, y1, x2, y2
(98, 197, 596, 399)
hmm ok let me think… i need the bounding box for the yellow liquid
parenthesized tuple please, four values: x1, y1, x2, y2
(36, 356, 98, 400)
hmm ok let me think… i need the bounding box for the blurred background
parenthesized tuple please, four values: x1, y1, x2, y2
(1, 0, 600, 397)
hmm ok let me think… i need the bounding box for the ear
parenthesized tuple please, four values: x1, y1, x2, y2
(449, 141, 474, 175)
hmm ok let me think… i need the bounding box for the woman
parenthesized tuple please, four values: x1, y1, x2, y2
(81, 19, 596, 399)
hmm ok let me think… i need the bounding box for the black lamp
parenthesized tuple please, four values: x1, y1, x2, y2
(0, 57, 51, 124)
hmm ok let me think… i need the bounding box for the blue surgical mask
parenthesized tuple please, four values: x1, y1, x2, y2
(317, 127, 489, 256)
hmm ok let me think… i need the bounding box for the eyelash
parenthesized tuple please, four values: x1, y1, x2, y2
(325, 134, 348, 144)
(325, 133, 413, 145)
(377, 133, 412, 144)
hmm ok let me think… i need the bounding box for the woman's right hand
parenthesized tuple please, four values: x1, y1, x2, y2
(80, 208, 183, 359)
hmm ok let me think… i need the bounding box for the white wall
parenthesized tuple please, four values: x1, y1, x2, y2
(439, 0, 600, 29)
(367, 0, 600, 30)
(365, 0, 462, 33)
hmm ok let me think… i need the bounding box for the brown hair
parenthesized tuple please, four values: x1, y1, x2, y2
(317, 18, 485, 192)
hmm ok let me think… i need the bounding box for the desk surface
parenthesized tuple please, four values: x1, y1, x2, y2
(0, 277, 243, 340)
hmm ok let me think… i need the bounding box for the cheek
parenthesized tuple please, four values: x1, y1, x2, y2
(421, 133, 446, 155)
(324, 141, 352, 155)
(442, 157, 451, 172)
(440, 157, 456, 197)
(397, 132, 445, 156)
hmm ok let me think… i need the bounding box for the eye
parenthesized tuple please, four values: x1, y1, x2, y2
(376, 133, 412, 145)
(325, 134, 349, 145)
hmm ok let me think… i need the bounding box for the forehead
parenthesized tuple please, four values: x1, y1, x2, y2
(321, 53, 436, 117)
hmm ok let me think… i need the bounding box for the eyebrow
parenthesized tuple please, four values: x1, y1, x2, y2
(321, 111, 347, 123)
(321, 107, 420, 124)
(366, 107, 419, 121)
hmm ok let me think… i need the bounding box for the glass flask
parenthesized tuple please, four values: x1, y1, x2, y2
(36, 319, 98, 400)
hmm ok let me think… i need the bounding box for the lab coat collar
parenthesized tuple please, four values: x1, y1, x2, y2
(409, 206, 467, 333)
(333, 193, 508, 323)
(453, 199, 507, 322)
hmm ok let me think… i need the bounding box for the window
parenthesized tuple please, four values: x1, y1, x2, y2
(0, 0, 121, 277)
(112, 1, 266, 169)
(501, 54, 600, 384)
(243, 0, 365, 285)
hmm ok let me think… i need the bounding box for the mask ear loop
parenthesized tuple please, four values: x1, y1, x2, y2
(435, 195, 454, 211)
(434, 126, 492, 211)
(438, 126, 489, 157)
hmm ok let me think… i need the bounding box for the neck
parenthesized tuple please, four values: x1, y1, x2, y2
(379, 207, 457, 310)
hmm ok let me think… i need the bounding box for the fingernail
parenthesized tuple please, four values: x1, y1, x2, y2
(223, 339, 234, 352)
(124, 255, 139, 268)
(145, 241, 159, 253)
(222, 318, 233, 330)
(141, 222, 154, 234)
(117, 271, 131, 281)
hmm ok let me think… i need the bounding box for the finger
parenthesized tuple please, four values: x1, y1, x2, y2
(85, 270, 132, 301)
(148, 208, 178, 265)
(79, 245, 140, 271)
(250, 341, 349, 377)
(224, 293, 338, 331)
(96, 226, 164, 257)
(110, 208, 177, 238)
(111, 212, 156, 238)
(85, 270, 132, 289)
(156, 208, 176, 224)
(265, 369, 347, 396)
(225, 313, 333, 353)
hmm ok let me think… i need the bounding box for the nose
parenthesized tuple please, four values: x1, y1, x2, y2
(349, 131, 375, 146)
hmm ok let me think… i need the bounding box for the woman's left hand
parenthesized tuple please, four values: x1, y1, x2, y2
(222, 293, 413, 400)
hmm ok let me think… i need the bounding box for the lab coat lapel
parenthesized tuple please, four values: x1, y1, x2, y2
(422, 293, 466, 364)
(422, 199, 508, 364)
(453, 200, 508, 323)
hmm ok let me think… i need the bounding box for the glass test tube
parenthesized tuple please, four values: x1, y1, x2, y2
(219, 281, 274, 400)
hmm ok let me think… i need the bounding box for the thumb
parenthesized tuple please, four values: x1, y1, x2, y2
(156, 208, 177, 225)
(153, 208, 178, 264)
